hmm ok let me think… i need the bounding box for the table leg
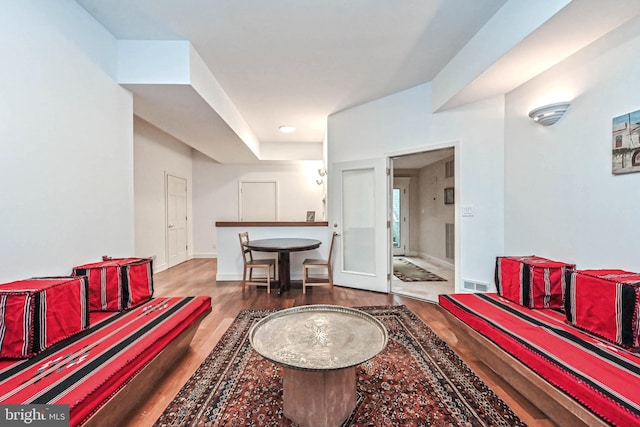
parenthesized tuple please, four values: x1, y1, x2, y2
(277, 252, 290, 294)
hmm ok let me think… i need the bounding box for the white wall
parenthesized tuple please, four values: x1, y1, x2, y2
(417, 156, 455, 262)
(134, 117, 193, 272)
(504, 16, 640, 271)
(192, 151, 325, 257)
(328, 83, 505, 290)
(0, 1, 134, 281)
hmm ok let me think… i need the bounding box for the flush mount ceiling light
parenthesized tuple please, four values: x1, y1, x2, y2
(528, 102, 571, 126)
(278, 125, 296, 133)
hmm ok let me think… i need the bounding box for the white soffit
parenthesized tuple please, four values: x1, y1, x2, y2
(128, 84, 259, 163)
(118, 40, 260, 163)
(118, 40, 190, 84)
(432, 0, 640, 112)
(259, 141, 324, 162)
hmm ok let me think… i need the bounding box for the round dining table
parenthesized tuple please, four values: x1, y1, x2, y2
(245, 238, 321, 295)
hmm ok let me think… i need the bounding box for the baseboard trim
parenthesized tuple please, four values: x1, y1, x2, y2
(418, 253, 455, 270)
(153, 262, 168, 274)
(193, 253, 216, 259)
(216, 273, 304, 281)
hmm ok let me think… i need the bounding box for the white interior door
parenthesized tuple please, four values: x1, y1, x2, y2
(166, 174, 188, 268)
(328, 158, 389, 293)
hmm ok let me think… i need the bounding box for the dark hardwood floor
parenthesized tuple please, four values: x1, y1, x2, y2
(123, 258, 555, 426)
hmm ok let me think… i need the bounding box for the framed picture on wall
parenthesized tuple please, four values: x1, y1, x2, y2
(612, 109, 640, 175)
(306, 211, 316, 222)
(444, 187, 454, 205)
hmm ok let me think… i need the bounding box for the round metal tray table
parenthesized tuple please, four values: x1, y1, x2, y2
(250, 305, 388, 426)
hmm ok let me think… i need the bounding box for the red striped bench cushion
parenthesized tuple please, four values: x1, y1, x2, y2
(0, 296, 211, 427)
(0, 277, 89, 359)
(439, 293, 640, 427)
(566, 269, 640, 349)
(72, 258, 154, 311)
(495, 256, 575, 309)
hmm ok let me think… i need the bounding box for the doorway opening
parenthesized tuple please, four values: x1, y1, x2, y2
(390, 147, 455, 302)
(392, 178, 410, 256)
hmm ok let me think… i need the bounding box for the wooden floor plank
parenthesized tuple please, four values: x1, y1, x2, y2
(120, 258, 557, 427)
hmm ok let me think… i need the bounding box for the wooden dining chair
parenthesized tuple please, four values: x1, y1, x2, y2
(302, 232, 338, 293)
(239, 232, 276, 293)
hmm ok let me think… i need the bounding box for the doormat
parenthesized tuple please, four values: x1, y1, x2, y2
(154, 305, 525, 426)
(393, 257, 446, 282)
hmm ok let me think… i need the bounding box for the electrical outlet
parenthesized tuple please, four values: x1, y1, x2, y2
(462, 205, 474, 217)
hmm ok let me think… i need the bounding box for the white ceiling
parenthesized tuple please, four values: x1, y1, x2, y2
(75, 0, 505, 148)
(74, 0, 640, 163)
(393, 148, 454, 170)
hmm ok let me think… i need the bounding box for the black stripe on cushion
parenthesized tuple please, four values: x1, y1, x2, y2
(0, 303, 137, 381)
(32, 296, 193, 403)
(621, 284, 637, 348)
(442, 294, 639, 417)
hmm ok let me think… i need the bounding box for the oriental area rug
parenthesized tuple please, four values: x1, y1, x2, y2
(154, 305, 525, 427)
(393, 258, 446, 282)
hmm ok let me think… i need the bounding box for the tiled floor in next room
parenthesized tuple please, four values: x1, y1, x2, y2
(391, 256, 454, 303)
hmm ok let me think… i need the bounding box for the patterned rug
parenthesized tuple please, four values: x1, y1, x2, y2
(155, 305, 525, 426)
(393, 258, 446, 282)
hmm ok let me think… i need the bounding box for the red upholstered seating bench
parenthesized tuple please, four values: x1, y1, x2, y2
(0, 296, 211, 427)
(439, 293, 640, 427)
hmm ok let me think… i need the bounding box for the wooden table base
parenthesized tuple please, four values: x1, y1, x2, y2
(282, 366, 356, 427)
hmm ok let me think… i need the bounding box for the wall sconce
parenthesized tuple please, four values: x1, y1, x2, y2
(528, 102, 570, 126)
(316, 167, 326, 185)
